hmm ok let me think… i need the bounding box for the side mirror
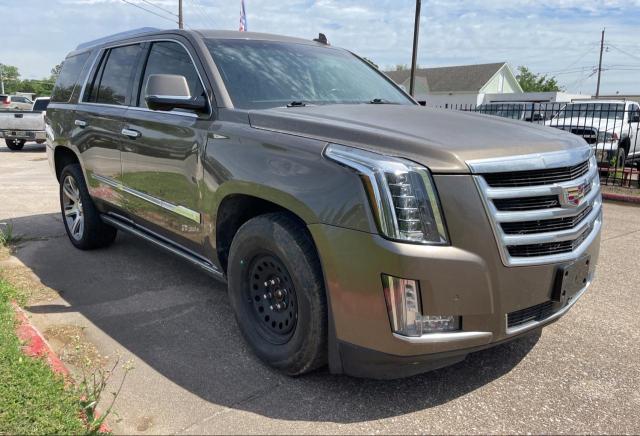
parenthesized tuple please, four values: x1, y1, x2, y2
(629, 114, 640, 124)
(144, 74, 207, 113)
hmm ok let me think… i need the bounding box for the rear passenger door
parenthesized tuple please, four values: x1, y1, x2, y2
(120, 39, 211, 255)
(75, 43, 144, 213)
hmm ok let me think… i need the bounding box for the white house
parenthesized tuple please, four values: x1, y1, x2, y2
(384, 62, 523, 107)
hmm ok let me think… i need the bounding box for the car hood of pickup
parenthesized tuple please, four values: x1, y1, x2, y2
(248, 104, 586, 173)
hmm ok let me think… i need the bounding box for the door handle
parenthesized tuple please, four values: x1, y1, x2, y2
(121, 128, 141, 139)
(74, 119, 87, 128)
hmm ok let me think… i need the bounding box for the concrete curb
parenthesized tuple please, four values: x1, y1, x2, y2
(13, 302, 70, 377)
(602, 192, 640, 205)
(12, 302, 110, 433)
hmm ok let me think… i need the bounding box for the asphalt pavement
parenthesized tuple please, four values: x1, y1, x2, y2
(1, 142, 639, 434)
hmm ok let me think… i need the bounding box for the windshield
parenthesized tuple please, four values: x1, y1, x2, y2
(557, 103, 625, 120)
(205, 39, 413, 110)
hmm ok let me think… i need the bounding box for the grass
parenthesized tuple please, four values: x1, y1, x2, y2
(0, 221, 19, 247)
(0, 279, 88, 434)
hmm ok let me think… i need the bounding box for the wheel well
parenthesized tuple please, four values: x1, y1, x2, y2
(54, 147, 80, 181)
(216, 195, 307, 273)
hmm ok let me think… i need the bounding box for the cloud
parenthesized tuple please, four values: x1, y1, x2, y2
(2, 0, 639, 94)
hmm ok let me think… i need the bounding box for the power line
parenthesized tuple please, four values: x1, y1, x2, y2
(607, 43, 640, 63)
(139, 0, 178, 17)
(191, 0, 217, 27)
(119, 0, 178, 25)
(188, 0, 212, 27)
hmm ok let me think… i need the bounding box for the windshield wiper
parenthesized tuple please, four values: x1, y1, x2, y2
(368, 98, 398, 105)
(286, 101, 307, 107)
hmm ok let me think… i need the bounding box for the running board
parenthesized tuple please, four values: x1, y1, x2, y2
(101, 214, 226, 282)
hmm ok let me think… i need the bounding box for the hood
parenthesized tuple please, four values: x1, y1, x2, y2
(249, 105, 586, 173)
(547, 116, 622, 132)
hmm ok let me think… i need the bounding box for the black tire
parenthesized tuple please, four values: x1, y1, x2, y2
(227, 213, 327, 376)
(59, 164, 117, 250)
(5, 139, 26, 151)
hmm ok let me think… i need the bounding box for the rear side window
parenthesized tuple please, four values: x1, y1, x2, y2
(32, 99, 50, 112)
(86, 44, 142, 106)
(137, 41, 204, 109)
(0, 96, 8, 103)
(51, 52, 90, 103)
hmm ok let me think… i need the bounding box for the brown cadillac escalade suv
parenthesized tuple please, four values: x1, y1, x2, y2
(46, 28, 601, 379)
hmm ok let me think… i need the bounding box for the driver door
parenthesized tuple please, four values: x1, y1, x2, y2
(120, 39, 212, 256)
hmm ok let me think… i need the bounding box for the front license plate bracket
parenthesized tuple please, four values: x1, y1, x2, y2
(552, 255, 590, 306)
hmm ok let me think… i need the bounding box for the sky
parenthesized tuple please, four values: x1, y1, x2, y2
(2, 0, 640, 95)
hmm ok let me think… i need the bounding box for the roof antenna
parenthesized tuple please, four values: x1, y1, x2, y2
(313, 33, 329, 45)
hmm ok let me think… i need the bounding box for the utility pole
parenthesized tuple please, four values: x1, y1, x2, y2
(0, 65, 4, 95)
(178, 0, 184, 29)
(409, 0, 421, 97)
(595, 28, 605, 98)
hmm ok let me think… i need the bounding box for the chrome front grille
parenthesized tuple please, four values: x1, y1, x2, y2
(468, 147, 602, 266)
(482, 159, 589, 187)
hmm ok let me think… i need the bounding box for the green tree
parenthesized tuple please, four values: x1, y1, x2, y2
(0, 63, 57, 97)
(50, 63, 63, 82)
(0, 64, 20, 94)
(516, 66, 563, 92)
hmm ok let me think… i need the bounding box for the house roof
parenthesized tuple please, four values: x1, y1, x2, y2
(384, 62, 509, 93)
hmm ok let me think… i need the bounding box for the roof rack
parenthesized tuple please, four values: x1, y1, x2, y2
(76, 27, 163, 50)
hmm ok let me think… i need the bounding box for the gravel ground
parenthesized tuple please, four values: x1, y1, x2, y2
(1, 143, 639, 434)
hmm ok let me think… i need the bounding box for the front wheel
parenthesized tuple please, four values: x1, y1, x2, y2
(59, 164, 117, 250)
(227, 213, 327, 376)
(5, 139, 26, 151)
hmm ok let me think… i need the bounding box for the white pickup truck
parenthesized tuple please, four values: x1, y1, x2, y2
(0, 97, 50, 151)
(546, 100, 640, 168)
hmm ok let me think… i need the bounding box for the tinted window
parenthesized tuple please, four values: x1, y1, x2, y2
(91, 44, 142, 106)
(138, 41, 204, 109)
(51, 52, 90, 103)
(557, 103, 625, 120)
(32, 99, 50, 112)
(205, 39, 412, 110)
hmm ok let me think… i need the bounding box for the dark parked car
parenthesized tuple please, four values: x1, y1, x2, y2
(46, 28, 601, 379)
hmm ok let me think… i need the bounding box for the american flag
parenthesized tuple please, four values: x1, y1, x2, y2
(239, 0, 247, 32)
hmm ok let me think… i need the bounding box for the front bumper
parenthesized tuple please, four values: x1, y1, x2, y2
(309, 175, 601, 379)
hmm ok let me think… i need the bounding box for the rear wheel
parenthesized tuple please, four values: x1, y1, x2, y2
(59, 164, 117, 250)
(227, 213, 327, 376)
(5, 139, 25, 151)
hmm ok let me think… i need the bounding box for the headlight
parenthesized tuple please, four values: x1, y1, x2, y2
(325, 144, 448, 245)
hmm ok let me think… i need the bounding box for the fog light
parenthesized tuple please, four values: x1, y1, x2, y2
(382, 274, 460, 337)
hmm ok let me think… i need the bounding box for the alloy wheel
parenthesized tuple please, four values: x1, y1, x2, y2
(62, 175, 84, 241)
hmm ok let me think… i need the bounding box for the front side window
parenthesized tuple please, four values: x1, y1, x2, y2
(51, 52, 90, 103)
(205, 39, 412, 110)
(138, 41, 205, 109)
(87, 44, 142, 106)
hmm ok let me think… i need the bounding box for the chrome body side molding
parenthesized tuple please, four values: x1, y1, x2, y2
(92, 174, 201, 224)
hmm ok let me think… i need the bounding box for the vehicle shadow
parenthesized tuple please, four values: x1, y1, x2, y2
(8, 212, 540, 423)
(0, 142, 46, 153)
